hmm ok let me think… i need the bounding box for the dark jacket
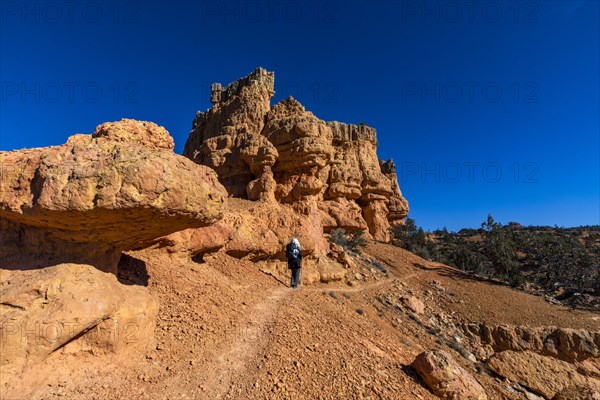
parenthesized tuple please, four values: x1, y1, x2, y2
(286, 242, 302, 269)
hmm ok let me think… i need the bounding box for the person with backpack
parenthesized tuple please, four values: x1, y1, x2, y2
(286, 237, 302, 288)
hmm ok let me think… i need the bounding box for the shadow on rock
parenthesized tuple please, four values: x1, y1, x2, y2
(117, 253, 149, 286)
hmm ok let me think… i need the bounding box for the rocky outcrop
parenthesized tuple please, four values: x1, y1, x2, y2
(0, 119, 226, 391)
(92, 119, 175, 150)
(0, 264, 158, 384)
(380, 159, 410, 228)
(412, 350, 488, 400)
(183, 68, 408, 242)
(0, 119, 227, 273)
(461, 323, 600, 362)
(487, 350, 600, 399)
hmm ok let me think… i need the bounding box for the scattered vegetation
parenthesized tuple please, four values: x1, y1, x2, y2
(329, 228, 367, 253)
(391, 215, 600, 303)
(390, 218, 431, 260)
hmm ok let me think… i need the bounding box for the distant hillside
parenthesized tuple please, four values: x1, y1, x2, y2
(392, 215, 600, 308)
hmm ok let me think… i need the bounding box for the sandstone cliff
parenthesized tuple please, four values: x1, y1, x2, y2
(0, 264, 158, 380)
(0, 119, 228, 391)
(183, 68, 408, 242)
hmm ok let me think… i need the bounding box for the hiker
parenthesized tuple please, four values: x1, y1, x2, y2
(286, 237, 302, 288)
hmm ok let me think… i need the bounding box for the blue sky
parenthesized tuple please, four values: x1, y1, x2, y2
(1, 0, 598, 231)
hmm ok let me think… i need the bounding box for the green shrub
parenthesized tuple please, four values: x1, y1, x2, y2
(390, 218, 437, 260)
(349, 229, 367, 253)
(329, 228, 367, 253)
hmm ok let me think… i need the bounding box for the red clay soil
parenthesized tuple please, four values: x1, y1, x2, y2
(19, 241, 600, 400)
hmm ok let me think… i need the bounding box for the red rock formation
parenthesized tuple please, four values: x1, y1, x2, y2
(461, 322, 600, 362)
(92, 118, 175, 150)
(380, 159, 410, 228)
(487, 350, 600, 399)
(0, 119, 227, 273)
(183, 68, 409, 242)
(150, 198, 339, 284)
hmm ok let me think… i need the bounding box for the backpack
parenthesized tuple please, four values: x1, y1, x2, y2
(288, 242, 300, 260)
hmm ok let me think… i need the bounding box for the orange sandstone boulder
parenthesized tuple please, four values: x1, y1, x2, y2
(412, 350, 488, 400)
(0, 119, 227, 273)
(0, 264, 158, 386)
(92, 118, 175, 150)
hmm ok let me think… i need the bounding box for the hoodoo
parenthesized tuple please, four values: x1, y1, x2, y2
(183, 68, 409, 242)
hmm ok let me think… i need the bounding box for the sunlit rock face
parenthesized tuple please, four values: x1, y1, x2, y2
(184, 68, 409, 242)
(0, 119, 227, 273)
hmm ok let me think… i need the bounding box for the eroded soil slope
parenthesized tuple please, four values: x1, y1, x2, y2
(21, 242, 600, 400)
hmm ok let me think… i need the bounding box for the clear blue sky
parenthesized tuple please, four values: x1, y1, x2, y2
(1, 0, 598, 231)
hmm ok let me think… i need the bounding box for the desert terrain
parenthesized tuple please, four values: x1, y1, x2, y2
(1, 68, 598, 400)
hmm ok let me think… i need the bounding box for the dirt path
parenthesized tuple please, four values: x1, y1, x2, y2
(300, 267, 424, 295)
(201, 287, 290, 399)
(302, 279, 391, 293)
(198, 273, 420, 398)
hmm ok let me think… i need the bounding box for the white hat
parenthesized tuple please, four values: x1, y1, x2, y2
(291, 237, 301, 249)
